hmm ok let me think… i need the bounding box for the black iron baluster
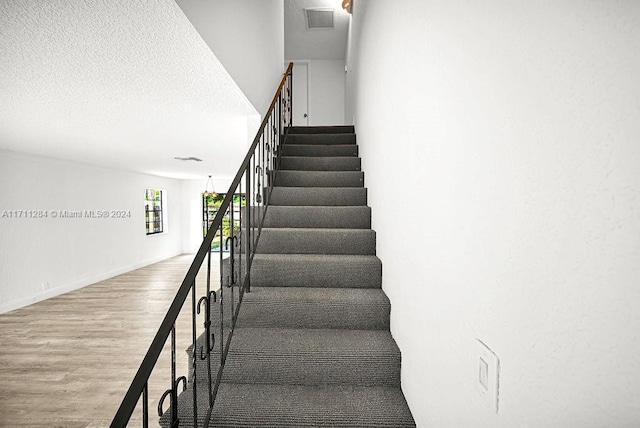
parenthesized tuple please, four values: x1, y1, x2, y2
(260, 134, 264, 205)
(245, 163, 252, 294)
(251, 153, 256, 233)
(197, 292, 217, 359)
(265, 142, 270, 192)
(170, 325, 178, 427)
(253, 155, 259, 250)
(284, 90, 288, 126)
(143, 382, 148, 428)
(197, 290, 216, 410)
(272, 122, 278, 168)
(219, 214, 224, 366)
(255, 165, 262, 204)
(225, 236, 237, 287)
(289, 69, 293, 125)
(228, 194, 236, 326)
(261, 132, 266, 206)
(266, 115, 273, 193)
(286, 73, 290, 126)
(225, 229, 238, 327)
(191, 279, 198, 426)
(277, 91, 282, 166)
(278, 92, 282, 137)
(256, 140, 261, 206)
(238, 180, 243, 298)
(205, 233, 213, 406)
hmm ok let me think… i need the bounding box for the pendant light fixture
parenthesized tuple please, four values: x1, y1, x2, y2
(203, 175, 217, 197)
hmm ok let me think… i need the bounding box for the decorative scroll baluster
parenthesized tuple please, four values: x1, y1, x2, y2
(261, 132, 266, 207)
(197, 290, 216, 411)
(157, 327, 186, 427)
(238, 182, 243, 297)
(245, 163, 252, 294)
(225, 236, 237, 286)
(255, 165, 262, 204)
(265, 142, 271, 194)
(226, 198, 237, 325)
(279, 92, 283, 136)
(197, 292, 217, 359)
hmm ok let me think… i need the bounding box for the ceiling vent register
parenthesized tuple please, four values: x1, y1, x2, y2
(304, 8, 334, 30)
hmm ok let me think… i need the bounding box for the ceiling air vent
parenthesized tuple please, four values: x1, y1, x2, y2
(304, 8, 334, 30)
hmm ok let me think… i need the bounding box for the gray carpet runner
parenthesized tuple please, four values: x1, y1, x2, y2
(162, 125, 415, 427)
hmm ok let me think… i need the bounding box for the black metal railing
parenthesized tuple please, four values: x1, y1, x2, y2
(111, 62, 293, 427)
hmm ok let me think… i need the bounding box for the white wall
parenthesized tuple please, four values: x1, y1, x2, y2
(347, 1, 640, 426)
(0, 151, 184, 313)
(176, 0, 285, 115)
(182, 179, 207, 255)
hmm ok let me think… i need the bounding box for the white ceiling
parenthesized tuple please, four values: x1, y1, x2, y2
(0, 0, 350, 181)
(284, 0, 350, 60)
(0, 0, 258, 180)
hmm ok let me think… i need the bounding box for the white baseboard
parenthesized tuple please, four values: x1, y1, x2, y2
(0, 251, 183, 315)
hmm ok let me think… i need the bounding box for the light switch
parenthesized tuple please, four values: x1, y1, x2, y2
(476, 339, 500, 413)
(479, 356, 489, 390)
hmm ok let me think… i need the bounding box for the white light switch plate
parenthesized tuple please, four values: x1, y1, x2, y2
(476, 339, 500, 413)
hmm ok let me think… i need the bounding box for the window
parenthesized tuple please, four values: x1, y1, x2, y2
(145, 189, 163, 235)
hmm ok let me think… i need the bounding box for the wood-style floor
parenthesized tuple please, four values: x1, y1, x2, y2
(0, 254, 216, 427)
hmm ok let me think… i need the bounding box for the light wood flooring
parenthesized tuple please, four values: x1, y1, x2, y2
(0, 254, 219, 427)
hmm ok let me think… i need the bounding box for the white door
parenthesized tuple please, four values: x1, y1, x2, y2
(292, 62, 309, 126)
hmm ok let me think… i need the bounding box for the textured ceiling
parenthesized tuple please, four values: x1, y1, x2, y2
(285, 0, 350, 60)
(0, 0, 258, 179)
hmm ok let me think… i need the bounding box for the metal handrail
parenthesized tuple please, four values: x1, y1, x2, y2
(111, 62, 293, 427)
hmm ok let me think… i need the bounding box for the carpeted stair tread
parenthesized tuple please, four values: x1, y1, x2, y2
(286, 133, 356, 145)
(280, 156, 361, 171)
(275, 170, 364, 187)
(200, 287, 390, 331)
(264, 206, 371, 229)
(289, 125, 355, 134)
(220, 287, 390, 330)
(212, 383, 416, 427)
(269, 187, 367, 206)
(163, 383, 415, 427)
(281, 144, 358, 157)
(251, 254, 381, 288)
(192, 327, 401, 387)
(256, 228, 375, 255)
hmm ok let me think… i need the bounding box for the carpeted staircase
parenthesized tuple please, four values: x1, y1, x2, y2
(165, 126, 415, 427)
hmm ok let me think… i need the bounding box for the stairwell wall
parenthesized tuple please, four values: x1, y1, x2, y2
(176, 0, 285, 115)
(346, 1, 640, 426)
(0, 150, 184, 314)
